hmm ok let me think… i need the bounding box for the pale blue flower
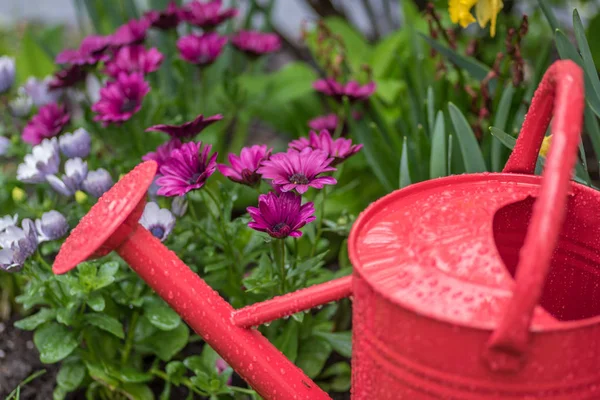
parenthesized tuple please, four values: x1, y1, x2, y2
(16, 138, 60, 183)
(82, 168, 113, 197)
(139, 202, 175, 242)
(0, 56, 15, 93)
(35, 210, 69, 242)
(46, 158, 88, 196)
(0, 219, 37, 272)
(59, 128, 91, 158)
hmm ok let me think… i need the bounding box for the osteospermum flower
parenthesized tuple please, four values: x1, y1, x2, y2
(0, 219, 38, 273)
(23, 76, 62, 107)
(142, 139, 183, 170)
(0, 215, 18, 232)
(177, 33, 228, 66)
(146, 114, 223, 140)
(182, 0, 238, 29)
(46, 158, 88, 197)
(247, 192, 315, 239)
(217, 144, 272, 187)
(22, 103, 71, 145)
(289, 130, 362, 166)
(35, 210, 69, 242)
(449, 0, 503, 37)
(17, 138, 60, 183)
(104, 45, 164, 78)
(49, 65, 88, 90)
(59, 128, 91, 158)
(0, 137, 10, 156)
(55, 34, 112, 65)
(139, 202, 176, 242)
(313, 78, 376, 103)
(231, 31, 281, 56)
(0, 56, 16, 94)
(91, 72, 150, 126)
(171, 196, 188, 217)
(111, 19, 150, 47)
(9, 89, 33, 117)
(257, 148, 337, 194)
(144, 1, 182, 30)
(156, 141, 218, 196)
(82, 168, 113, 197)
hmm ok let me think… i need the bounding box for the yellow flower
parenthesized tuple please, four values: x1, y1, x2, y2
(539, 135, 552, 158)
(449, 0, 503, 37)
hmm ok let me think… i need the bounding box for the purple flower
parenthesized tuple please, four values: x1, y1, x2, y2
(182, 0, 238, 29)
(59, 128, 91, 158)
(177, 33, 227, 66)
(231, 30, 281, 56)
(313, 79, 376, 103)
(215, 358, 232, 385)
(46, 157, 88, 197)
(56, 35, 112, 65)
(48, 65, 88, 90)
(146, 114, 223, 140)
(82, 168, 113, 197)
(257, 148, 336, 194)
(22, 103, 71, 145)
(308, 113, 338, 132)
(91, 72, 150, 126)
(139, 202, 175, 242)
(217, 144, 271, 187)
(35, 210, 68, 242)
(17, 138, 60, 183)
(156, 141, 217, 197)
(104, 45, 164, 78)
(0, 219, 38, 273)
(0, 136, 9, 156)
(144, 1, 182, 30)
(9, 90, 33, 117)
(23, 76, 62, 107)
(111, 19, 150, 48)
(142, 139, 183, 170)
(247, 192, 315, 239)
(289, 130, 362, 166)
(0, 56, 16, 94)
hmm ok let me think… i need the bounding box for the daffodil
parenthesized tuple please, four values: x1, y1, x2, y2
(449, 0, 504, 37)
(539, 135, 552, 158)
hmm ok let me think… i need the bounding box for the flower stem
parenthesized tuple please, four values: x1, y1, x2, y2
(273, 239, 286, 294)
(311, 187, 328, 257)
(151, 369, 209, 397)
(121, 310, 140, 366)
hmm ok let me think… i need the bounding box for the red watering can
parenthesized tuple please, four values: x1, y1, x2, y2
(53, 60, 595, 399)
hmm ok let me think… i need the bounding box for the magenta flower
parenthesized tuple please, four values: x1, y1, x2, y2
(257, 148, 336, 194)
(218, 144, 272, 187)
(308, 113, 338, 132)
(112, 19, 150, 48)
(48, 65, 88, 90)
(104, 45, 164, 78)
(177, 33, 227, 66)
(91, 73, 150, 126)
(247, 192, 315, 239)
(231, 30, 281, 56)
(313, 79, 376, 103)
(182, 0, 238, 29)
(142, 139, 183, 170)
(22, 104, 71, 145)
(144, 1, 182, 30)
(56, 35, 112, 65)
(289, 130, 362, 166)
(156, 141, 218, 196)
(146, 114, 223, 140)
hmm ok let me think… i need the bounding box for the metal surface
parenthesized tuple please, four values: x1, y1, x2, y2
(349, 60, 599, 399)
(53, 60, 596, 400)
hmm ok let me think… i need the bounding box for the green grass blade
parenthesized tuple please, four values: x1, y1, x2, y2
(350, 120, 395, 192)
(537, 0, 559, 31)
(447, 133, 453, 175)
(585, 105, 600, 159)
(578, 140, 592, 185)
(427, 86, 435, 135)
(399, 137, 411, 189)
(490, 126, 516, 149)
(430, 111, 447, 179)
(419, 34, 493, 82)
(491, 85, 515, 171)
(448, 103, 487, 172)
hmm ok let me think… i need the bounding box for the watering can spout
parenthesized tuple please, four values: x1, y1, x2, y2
(52, 161, 332, 400)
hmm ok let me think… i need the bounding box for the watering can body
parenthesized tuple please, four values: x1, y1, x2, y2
(52, 60, 600, 400)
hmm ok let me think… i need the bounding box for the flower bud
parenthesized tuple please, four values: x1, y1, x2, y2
(0, 56, 16, 94)
(11, 187, 26, 203)
(75, 190, 88, 204)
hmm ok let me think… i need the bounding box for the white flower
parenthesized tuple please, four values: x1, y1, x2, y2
(0, 219, 38, 273)
(9, 88, 33, 117)
(35, 210, 69, 242)
(23, 76, 62, 107)
(139, 202, 176, 242)
(47, 158, 88, 197)
(0, 56, 15, 93)
(17, 138, 60, 183)
(0, 214, 18, 232)
(59, 128, 91, 158)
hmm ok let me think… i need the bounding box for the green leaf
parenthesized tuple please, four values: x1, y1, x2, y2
(429, 111, 446, 179)
(351, 121, 395, 192)
(296, 338, 332, 378)
(84, 314, 125, 339)
(141, 323, 189, 361)
(585, 105, 600, 159)
(14, 308, 56, 331)
(144, 296, 181, 331)
(448, 103, 487, 172)
(427, 86, 435, 134)
(420, 34, 493, 82)
(490, 126, 516, 149)
(537, 0, 559, 32)
(117, 367, 153, 383)
(121, 383, 154, 400)
(313, 331, 352, 358)
(491, 85, 515, 171)
(322, 17, 370, 71)
(96, 261, 119, 289)
(399, 137, 411, 189)
(14, 27, 56, 85)
(273, 321, 299, 363)
(370, 30, 407, 78)
(86, 293, 105, 312)
(85, 362, 120, 388)
(34, 323, 78, 364)
(375, 79, 405, 104)
(57, 360, 85, 391)
(573, 10, 600, 116)
(166, 361, 186, 384)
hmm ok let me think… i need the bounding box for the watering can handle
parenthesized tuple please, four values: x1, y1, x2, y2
(485, 60, 585, 370)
